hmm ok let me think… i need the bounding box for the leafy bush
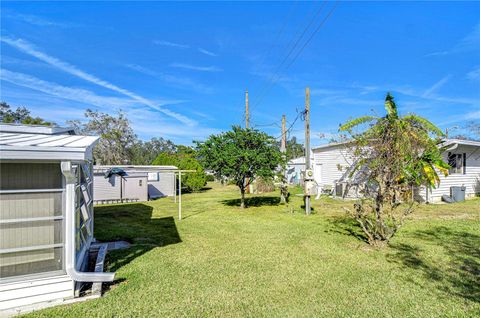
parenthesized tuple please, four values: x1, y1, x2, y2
(152, 151, 207, 192)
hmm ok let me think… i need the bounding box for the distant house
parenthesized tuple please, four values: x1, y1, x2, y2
(93, 165, 178, 204)
(0, 124, 114, 312)
(286, 157, 305, 185)
(311, 139, 480, 203)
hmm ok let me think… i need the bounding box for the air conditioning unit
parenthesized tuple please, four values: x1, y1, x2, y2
(335, 183, 344, 197)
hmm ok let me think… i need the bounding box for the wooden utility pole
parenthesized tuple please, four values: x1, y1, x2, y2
(304, 87, 311, 215)
(245, 89, 249, 128)
(245, 89, 250, 193)
(280, 114, 287, 204)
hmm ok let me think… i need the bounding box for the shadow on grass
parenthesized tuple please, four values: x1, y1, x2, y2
(94, 203, 182, 273)
(325, 216, 369, 244)
(181, 186, 213, 194)
(222, 196, 281, 207)
(387, 227, 480, 303)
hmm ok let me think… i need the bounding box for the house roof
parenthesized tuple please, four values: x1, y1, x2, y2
(312, 138, 480, 152)
(94, 165, 179, 173)
(0, 123, 76, 135)
(287, 157, 305, 165)
(0, 132, 99, 161)
(442, 139, 480, 148)
(312, 141, 351, 151)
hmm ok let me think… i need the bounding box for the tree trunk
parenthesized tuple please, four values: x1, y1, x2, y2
(240, 187, 246, 209)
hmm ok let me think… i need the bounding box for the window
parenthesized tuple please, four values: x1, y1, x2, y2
(448, 153, 466, 174)
(0, 163, 65, 280)
(147, 172, 159, 181)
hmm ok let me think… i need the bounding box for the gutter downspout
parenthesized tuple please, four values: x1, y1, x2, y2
(62, 161, 115, 283)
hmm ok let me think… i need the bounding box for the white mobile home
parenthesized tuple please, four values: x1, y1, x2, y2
(0, 124, 114, 312)
(286, 157, 306, 185)
(93, 165, 177, 204)
(312, 139, 480, 203)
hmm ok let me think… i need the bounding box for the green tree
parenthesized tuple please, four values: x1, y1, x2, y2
(339, 93, 449, 246)
(130, 137, 177, 165)
(0, 102, 54, 126)
(286, 136, 305, 160)
(196, 126, 283, 208)
(152, 147, 207, 192)
(69, 109, 137, 165)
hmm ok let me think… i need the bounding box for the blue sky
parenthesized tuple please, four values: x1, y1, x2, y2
(1, 1, 479, 145)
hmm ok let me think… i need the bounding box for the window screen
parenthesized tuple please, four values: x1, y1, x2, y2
(0, 163, 64, 280)
(448, 153, 465, 174)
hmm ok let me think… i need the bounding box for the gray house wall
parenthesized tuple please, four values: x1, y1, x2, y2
(93, 173, 148, 203)
(147, 172, 175, 198)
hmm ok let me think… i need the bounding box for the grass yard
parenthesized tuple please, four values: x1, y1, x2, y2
(27, 183, 479, 317)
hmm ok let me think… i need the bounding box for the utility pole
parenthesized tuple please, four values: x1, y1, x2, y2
(280, 114, 287, 204)
(245, 89, 250, 193)
(245, 89, 249, 128)
(304, 87, 311, 215)
(281, 114, 287, 152)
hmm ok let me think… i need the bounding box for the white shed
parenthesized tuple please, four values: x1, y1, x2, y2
(0, 124, 115, 312)
(93, 165, 177, 204)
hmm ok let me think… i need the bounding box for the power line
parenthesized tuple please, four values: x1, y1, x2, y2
(251, 1, 328, 111)
(253, 1, 338, 111)
(252, 120, 282, 129)
(275, 109, 305, 140)
(254, 1, 299, 79)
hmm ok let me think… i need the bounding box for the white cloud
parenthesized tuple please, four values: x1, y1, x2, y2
(1, 69, 138, 109)
(422, 75, 451, 98)
(125, 64, 213, 94)
(152, 40, 189, 49)
(465, 110, 480, 120)
(425, 22, 480, 57)
(125, 64, 158, 77)
(170, 63, 222, 72)
(4, 12, 74, 28)
(424, 51, 449, 57)
(1, 36, 196, 126)
(467, 66, 480, 80)
(198, 48, 218, 57)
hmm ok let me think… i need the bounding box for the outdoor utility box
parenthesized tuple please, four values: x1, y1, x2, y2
(450, 186, 466, 202)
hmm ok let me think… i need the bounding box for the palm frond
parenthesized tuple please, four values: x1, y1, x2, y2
(432, 159, 450, 177)
(404, 114, 444, 136)
(384, 93, 398, 118)
(339, 116, 377, 132)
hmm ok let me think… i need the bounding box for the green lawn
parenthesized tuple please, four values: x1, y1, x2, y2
(28, 183, 479, 317)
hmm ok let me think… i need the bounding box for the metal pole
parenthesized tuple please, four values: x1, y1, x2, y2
(245, 89, 249, 128)
(305, 87, 311, 215)
(178, 171, 182, 221)
(280, 114, 287, 204)
(174, 172, 177, 203)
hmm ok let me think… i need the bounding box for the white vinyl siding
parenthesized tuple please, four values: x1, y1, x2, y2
(428, 145, 480, 202)
(312, 145, 353, 186)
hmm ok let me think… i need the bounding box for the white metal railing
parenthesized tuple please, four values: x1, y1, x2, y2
(0, 189, 63, 194)
(0, 243, 64, 254)
(0, 215, 63, 224)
